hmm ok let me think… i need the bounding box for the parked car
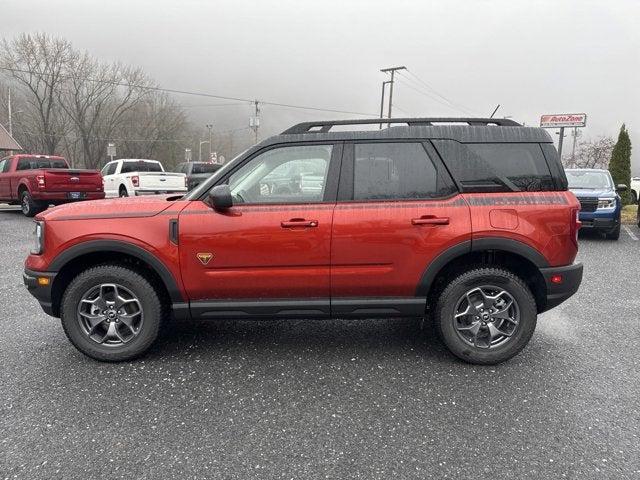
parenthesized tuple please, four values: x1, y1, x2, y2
(565, 168, 625, 240)
(630, 176, 639, 204)
(24, 117, 583, 365)
(101, 159, 187, 197)
(174, 161, 222, 191)
(0, 154, 104, 216)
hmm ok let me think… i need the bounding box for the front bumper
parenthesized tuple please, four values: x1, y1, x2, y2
(539, 262, 583, 312)
(23, 268, 56, 316)
(578, 209, 619, 231)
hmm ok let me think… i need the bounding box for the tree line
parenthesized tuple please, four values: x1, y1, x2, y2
(0, 33, 245, 169)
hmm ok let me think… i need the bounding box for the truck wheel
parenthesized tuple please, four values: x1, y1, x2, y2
(60, 265, 162, 362)
(435, 267, 537, 365)
(630, 190, 638, 205)
(605, 224, 621, 240)
(20, 190, 43, 217)
(119, 186, 129, 197)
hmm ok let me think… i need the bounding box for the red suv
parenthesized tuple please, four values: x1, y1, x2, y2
(23, 118, 583, 364)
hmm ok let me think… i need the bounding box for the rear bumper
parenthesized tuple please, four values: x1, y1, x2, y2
(31, 191, 105, 202)
(23, 268, 56, 317)
(539, 262, 583, 312)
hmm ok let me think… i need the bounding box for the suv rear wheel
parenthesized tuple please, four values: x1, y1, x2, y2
(435, 267, 537, 365)
(60, 265, 162, 361)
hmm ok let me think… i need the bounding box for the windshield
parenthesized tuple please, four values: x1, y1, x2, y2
(566, 170, 613, 190)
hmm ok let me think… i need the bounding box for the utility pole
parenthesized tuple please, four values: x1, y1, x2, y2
(380, 66, 406, 119)
(206, 124, 213, 161)
(250, 100, 260, 144)
(379, 81, 391, 129)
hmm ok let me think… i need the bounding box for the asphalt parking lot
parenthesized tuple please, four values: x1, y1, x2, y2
(1, 210, 639, 479)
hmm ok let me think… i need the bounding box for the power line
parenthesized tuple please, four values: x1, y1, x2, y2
(398, 69, 477, 115)
(0, 66, 377, 117)
(395, 75, 473, 115)
(14, 126, 252, 143)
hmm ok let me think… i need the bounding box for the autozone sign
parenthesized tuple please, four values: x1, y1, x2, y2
(540, 114, 587, 128)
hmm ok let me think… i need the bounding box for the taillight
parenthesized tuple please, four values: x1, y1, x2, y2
(570, 207, 581, 248)
(36, 175, 46, 189)
(131, 175, 139, 187)
(184, 176, 188, 188)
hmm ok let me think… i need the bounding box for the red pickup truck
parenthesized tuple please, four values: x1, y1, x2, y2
(0, 154, 105, 216)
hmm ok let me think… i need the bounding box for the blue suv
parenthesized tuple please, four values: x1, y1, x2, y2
(565, 168, 625, 240)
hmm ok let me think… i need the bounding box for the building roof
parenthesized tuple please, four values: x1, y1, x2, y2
(0, 123, 22, 151)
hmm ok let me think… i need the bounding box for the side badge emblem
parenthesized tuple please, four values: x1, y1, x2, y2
(197, 252, 213, 265)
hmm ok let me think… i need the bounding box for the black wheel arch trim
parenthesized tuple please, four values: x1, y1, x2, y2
(471, 237, 549, 268)
(48, 240, 185, 303)
(415, 237, 549, 297)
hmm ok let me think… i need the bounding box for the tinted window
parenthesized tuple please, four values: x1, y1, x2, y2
(121, 161, 163, 173)
(16, 157, 68, 170)
(353, 142, 456, 200)
(433, 141, 554, 192)
(227, 145, 332, 204)
(0, 159, 6, 173)
(192, 163, 220, 174)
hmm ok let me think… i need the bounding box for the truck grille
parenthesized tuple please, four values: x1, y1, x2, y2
(578, 197, 598, 213)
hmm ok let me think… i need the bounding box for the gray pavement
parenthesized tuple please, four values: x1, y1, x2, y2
(1, 210, 639, 479)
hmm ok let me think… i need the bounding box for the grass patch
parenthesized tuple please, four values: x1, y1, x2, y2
(621, 204, 638, 224)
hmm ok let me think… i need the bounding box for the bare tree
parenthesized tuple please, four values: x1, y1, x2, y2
(116, 92, 189, 168)
(567, 137, 615, 169)
(0, 33, 72, 154)
(59, 51, 153, 168)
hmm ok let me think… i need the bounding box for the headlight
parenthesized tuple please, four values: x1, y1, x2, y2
(597, 198, 616, 209)
(31, 221, 45, 255)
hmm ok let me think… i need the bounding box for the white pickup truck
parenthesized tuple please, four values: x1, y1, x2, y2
(101, 159, 187, 198)
(631, 177, 639, 204)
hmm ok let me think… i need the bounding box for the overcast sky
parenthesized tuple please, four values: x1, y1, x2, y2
(3, 0, 639, 172)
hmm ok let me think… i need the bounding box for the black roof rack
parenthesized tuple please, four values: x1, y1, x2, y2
(281, 117, 521, 134)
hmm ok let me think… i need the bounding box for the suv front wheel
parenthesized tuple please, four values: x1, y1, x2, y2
(435, 268, 537, 365)
(60, 265, 162, 361)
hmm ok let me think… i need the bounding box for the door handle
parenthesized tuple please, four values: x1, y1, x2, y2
(281, 218, 319, 228)
(411, 215, 449, 226)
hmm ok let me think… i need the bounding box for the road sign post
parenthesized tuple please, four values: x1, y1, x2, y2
(540, 114, 587, 162)
(107, 143, 116, 162)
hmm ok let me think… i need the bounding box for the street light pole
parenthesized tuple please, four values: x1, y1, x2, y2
(206, 124, 213, 161)
(199, 141, 210, 162)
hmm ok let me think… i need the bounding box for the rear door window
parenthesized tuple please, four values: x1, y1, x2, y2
(352, 142, 456, 200)
(433, 141, 555, 192)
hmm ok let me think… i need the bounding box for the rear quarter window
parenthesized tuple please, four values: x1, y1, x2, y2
(433, 141, 556, 192)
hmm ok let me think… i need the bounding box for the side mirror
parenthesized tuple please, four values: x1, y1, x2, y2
(207, 184, 233, 210)
(616, 184, 628, 192)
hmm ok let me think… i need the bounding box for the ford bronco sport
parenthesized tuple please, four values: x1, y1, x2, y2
(23, 118, 583, 365)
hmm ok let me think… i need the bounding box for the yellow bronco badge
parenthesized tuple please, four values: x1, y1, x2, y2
(196, 252, 213, 265)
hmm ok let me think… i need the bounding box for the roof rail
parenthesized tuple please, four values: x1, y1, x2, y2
(281, 117, 521, 134)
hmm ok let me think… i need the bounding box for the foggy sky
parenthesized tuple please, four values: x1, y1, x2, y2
(2, 0, 639, 172)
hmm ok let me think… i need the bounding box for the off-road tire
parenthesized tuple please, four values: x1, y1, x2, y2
(119, 186, 129, 197)
(435, 267, 537, 365)
(60, 264, 162, 362)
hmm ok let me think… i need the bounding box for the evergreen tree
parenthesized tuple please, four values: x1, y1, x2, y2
(608, 124, 632, 204)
